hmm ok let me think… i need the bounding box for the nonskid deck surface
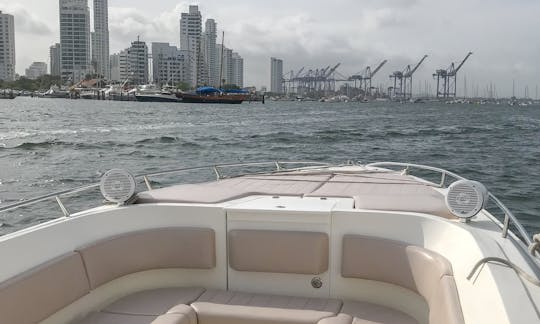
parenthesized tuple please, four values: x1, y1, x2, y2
(136, 170, 456, 219)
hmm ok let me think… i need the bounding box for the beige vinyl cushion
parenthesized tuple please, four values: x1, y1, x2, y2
(78, 312, 158, 324)
(341, 235, 453, 292)
(229, 230, 329, 275)
(317, 314, 353, 324)
(0, 252, 90, 324)
(341, 235, 464, 324)
(196, 290, 342, 313)
(306, 174, 455, 219)
(103, 287, 205, 315)
(77, 228, 216, 289)
(137, 174, 333, 204)
(78, 311, 197, 324)
(192, 302, 336, 324)
(341, 300, 418, 324)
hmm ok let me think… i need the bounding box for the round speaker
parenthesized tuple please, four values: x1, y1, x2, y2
(446, 180, 488, 219)
(100, 169, 136, 204)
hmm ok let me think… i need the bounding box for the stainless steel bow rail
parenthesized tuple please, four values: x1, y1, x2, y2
(0, 161, 329, 214)
(0, 160, 534, 252)
(366, 162, 533, 246)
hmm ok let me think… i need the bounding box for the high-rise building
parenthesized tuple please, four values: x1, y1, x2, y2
(25, 62, 48, 80)
(127, 40, 148, 85)
(151, 42, 190, 87)
(217, 45, 233, 86)
(92, 0, 110, 79)
(109, 53, 120, 81)
(180, 5, 202, 87)
(270, 57, 283, 93)
(49, 43, 62, 76)
(232, 52, 244, 88)
(110, 49, 129, 82)
(204, 19, 219, 87)
(59, 0, 91, 83)
(0, 11, 15, 81)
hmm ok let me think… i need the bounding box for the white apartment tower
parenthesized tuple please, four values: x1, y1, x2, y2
(109, 53, 120, 81)
(217, 45, 233, 86)
(127, 40, 148, 85)
(59, 0, 91, 83)
(232, 52, 244, 88)
(25, 62, 48, 80)
(49, 43, 62, 76)
(270, 57, 284, 93)
(0, 11, 15, 81)
(180, 5, 203, 87)
(92, 0, 110, 79)
(204, 19, 219, 87)
(152, 42, 190, 87)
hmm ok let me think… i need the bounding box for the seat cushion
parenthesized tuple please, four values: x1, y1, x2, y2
(341, 235, 453, 293)
(77, 228, 216, 289)
(192, 290, 342, 324)
(196, 290, 342, 313)
(103, 287, 205, 315)
(229, 230, 329, 275)
(341, 301, 418, 324)
(78, 312, 158, 324)
(79, 300, 197, 324)
(0, 252, 90, 324)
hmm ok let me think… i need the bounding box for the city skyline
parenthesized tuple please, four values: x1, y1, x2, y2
(0, 0, 540, 95)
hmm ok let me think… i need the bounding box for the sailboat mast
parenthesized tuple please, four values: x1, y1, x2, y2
(219, 31, 225, 89)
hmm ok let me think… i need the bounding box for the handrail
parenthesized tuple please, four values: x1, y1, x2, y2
(0, 160, 533, 249)
(366, 162, 533, 246)
(0, 161, 329, 214)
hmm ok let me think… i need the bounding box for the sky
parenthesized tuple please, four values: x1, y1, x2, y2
(1, 0, 539, 97)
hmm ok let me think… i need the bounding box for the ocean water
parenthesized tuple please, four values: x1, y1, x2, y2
(0, 97, 539, 236)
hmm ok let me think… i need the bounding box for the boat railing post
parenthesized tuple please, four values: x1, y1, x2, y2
(143, 176, 153, 191)
(55, 196, 70, 217)
(213, 166, 222, 180)
(502, 213, 510, 239)
(440, 172, 447, 188)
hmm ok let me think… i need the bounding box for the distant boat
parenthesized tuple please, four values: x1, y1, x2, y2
(176, 87, 248, 104)
(40, 85, 70, 99)
(0, 90, 15, 99)
(133, 84, 180, 103)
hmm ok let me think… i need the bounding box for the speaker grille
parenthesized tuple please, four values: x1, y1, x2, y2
(100, 169, 136, 203)
(446, 180, 487, 219)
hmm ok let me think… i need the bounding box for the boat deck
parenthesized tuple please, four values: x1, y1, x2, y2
(137, 168, 456, 219)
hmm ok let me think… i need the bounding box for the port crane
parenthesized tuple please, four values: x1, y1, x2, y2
(433, 52, 473, 98)
(390, 55, 428, 100)
(361, 60, 387, 96)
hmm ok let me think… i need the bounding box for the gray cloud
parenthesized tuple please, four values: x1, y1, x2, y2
(7, 0, 540, 96)
(0, 3, 52, 35)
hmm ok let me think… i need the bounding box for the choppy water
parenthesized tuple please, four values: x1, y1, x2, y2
(1, 97, 539, 236)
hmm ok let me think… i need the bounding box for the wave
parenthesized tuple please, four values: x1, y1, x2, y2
(135, 136, 201, 147)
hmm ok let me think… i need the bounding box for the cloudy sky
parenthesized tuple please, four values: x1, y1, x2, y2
(1, 0, 539, 96)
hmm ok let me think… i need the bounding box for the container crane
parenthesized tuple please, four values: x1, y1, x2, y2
(434, 52, 473, 98)
(390, 55, 428, 100)
(362, 60, 387, 97)
(403, 55, 428, 99)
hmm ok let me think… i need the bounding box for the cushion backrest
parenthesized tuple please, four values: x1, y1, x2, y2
(77, 227, 216, 289)
(0, 252, 90, 324)
(341, 235, 464, 324)
(229, 230, 328, 274)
